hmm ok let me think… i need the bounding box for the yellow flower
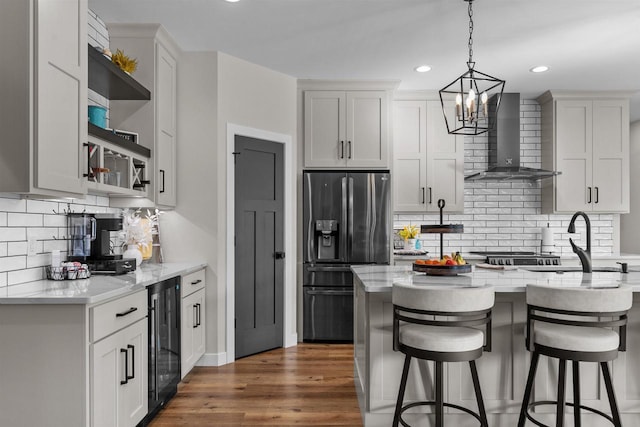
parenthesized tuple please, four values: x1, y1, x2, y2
(398, 224, 419, 240)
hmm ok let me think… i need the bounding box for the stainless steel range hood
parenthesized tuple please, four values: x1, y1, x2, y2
(465, 93, 560, 181)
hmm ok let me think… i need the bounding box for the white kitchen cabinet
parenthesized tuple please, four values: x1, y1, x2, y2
(539, 91, 630, 214)
(109, 24, 179, 208)
(0, 0, 87, 197)
(393, 98, 464, 213)
(91, 290, 148, 427)
(304, 90, 389, 168)
(92, 318, 148, 427)
(181, 268, 206, 378)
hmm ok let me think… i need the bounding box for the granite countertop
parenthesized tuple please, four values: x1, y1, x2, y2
(352, 264, 640, 294)
(0, 261, 207, 305)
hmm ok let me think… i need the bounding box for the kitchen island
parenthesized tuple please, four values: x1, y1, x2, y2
(353, 265, 640, 427)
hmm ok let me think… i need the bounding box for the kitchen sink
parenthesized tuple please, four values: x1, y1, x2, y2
(521, 266, 621, 273)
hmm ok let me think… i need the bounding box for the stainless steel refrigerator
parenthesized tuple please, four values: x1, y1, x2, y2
(303, 170, 390, 341)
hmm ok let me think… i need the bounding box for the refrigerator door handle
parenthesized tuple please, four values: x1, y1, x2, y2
(369, 174, 376, 262)
(341, 176, 348, 262)
(348, 176, 354, 261)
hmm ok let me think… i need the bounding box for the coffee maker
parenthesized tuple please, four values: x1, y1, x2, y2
(68, 213, 136, 274)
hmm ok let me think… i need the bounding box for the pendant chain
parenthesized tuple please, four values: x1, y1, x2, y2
(467, 0, 474, 69)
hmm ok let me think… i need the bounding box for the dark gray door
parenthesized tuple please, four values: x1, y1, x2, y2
(234, 135, 284, 359)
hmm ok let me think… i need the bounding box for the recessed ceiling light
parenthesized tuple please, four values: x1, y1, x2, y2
(225, 0, 240, 2)
(415, 65, 432, 73)
(530, 65, 549, 73)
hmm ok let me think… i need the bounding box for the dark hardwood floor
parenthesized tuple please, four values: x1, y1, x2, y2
(149, 343, 363, 426)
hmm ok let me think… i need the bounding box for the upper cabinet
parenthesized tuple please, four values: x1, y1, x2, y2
(393, 97, 464, 213)
(108, 24, 179, 208)
(538, 91, 630, 214)
(0, 0, 87, 197)
(303, 84, 393, 168)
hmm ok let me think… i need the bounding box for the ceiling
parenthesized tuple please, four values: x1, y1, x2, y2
(89, 0, 640, 120)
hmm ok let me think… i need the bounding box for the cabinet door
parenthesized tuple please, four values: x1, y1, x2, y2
(393, 101, 427, 211)
(425, 101, 464, 213)
(345, 91, 388, 167)
(92, 318, 147, 427)
(304, 91, 347, 167)
(181, 293, 195, 378)
(555, 100, 593, 212)
(35, 0, 86, 195)
(92, 330, 123, 427)
(119, 319, 148, 427)
(181, 289, 205, 378)
(592, 99, 629, 213)
(156, 42, 177, 206)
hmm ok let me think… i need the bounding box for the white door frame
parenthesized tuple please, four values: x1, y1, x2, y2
(225, 123, 296, 363)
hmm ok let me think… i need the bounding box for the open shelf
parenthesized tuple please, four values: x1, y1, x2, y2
(88, 122, 151, 157)
(88, 44, 151, 100)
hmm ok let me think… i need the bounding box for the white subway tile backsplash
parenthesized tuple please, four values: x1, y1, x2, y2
(394, 99, 615, 255)
(0, 256, 26, 272)
(8, 213, 43, 227)
(8, 242, 28, 256)
(0, 243, 7, 257)
(8, 268, 44, 286)
(0, 198, 26, 213)
(0, 228, 26, 242)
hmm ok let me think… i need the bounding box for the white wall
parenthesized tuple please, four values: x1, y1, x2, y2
(621, 120, 640, 253)
(161, 51, 297, 364)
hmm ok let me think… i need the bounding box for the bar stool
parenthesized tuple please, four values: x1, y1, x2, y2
(392, 283, 494, 427)
(518, 284, 632, 427)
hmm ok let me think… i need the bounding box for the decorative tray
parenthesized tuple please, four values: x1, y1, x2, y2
(412, 263, 472, 276)
(421, 224, 464, 234)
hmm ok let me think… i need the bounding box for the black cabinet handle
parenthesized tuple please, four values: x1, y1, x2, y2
(126, 344, 135, 381)
(115, 307, 138, 318)
(429, 187, 433, 204)
(193, 303, 201, 328)
(340, 141, 344, 159)
(160, 169, 166, 193)
(348, 141, 352, 159)
(191, 279, 202, 285)
(274, 251, 286, 259)
(421, 187, 425, 204)
(120, 348, 129, 385)
(595, 187, 599, 204)
(83, 143, 93, 178)
(587, 187, 592, 204)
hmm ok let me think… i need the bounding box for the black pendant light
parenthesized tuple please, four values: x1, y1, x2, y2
(439, 0, 505, 135)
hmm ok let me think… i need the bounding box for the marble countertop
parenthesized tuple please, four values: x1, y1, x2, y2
(352, 264, 640, 293)
(0, 262, 207, 305)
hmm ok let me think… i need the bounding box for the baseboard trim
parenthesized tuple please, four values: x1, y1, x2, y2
(196, 352, 227, 367)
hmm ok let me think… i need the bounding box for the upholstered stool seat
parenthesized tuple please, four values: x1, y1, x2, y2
(518, 284, 632, 427)
(392, 283, 494, 427)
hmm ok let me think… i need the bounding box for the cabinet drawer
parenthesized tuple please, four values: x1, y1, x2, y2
(91, 290, 147, 342)
(182, 269, 205, 297)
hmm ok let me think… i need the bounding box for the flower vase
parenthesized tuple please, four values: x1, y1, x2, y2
(123, 245, 143, 267)
(405, 239, 416, 250)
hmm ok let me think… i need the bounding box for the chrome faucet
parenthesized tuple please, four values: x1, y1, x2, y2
(568, 211, 592, 273)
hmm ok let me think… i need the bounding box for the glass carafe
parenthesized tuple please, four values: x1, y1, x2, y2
(67, 213, 96, 260)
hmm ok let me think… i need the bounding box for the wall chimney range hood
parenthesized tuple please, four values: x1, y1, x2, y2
(465, 93, 560, 181)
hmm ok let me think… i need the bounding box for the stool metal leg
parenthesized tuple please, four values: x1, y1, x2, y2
(518, 351, 540, 427)
(469, 360, 488, 427)
(601, 361, 622, 427)
(393, 355, 412, 427)
(435, 361, 444, 427)
(556, 359, 567, 427)
(573, 361, 581, 427)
